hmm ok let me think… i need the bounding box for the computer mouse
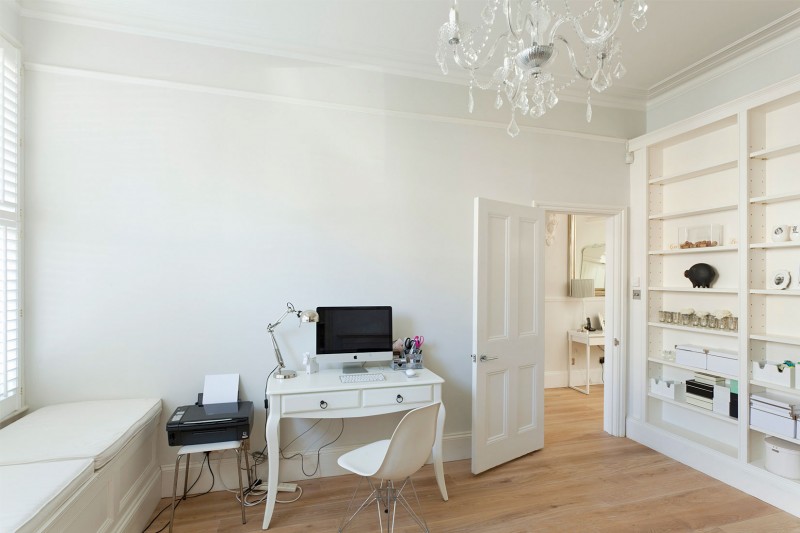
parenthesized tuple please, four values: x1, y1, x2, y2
(405, 369, 417, 377)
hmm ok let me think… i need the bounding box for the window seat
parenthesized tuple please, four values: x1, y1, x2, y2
(0, 398, 162, 532)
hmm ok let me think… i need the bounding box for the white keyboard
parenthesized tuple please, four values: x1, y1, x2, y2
(339, 373, 386, 383)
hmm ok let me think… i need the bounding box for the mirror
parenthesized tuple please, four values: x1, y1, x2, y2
(568, 215, 606, 297)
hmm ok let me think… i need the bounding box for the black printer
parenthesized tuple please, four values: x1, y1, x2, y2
(166, 400, 254, 446)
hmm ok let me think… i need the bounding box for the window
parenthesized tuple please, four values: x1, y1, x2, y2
(0, 35, 20, 421)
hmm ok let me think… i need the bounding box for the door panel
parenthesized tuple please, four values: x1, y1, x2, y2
(472, 198, 544, 474)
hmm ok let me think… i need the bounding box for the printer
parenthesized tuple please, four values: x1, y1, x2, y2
(166, 400, 254, 446)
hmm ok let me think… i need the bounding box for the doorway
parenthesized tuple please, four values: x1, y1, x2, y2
(537, 202, 627, 437)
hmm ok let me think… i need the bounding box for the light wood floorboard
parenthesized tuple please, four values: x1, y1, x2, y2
(146, 387, 800, 532)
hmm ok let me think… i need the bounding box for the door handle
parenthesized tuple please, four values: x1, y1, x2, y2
(614, 338, 620, 346)
(479, 355, 498, 362)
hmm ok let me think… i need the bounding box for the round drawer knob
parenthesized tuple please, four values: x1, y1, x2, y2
(396, 395, 404, 403)
(320, 400, 328, 409)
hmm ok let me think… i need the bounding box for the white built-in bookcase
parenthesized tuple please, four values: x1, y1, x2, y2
(630, 82, 800, 507)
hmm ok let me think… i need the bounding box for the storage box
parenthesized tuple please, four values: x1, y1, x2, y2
(686, 395, 713, 410)
(750, 392, 798, 439)
(713, 385, 730, 415)
(686, 380, 714, 399)
(679, 224, 722, 249)
(730, 392, 739, 419)
(765, 436, 800, 479)
(706, 348, 738, 376)
(752, 361, 794, 388)
(676, 345, 707, 370)
(649, 378, 685, 401)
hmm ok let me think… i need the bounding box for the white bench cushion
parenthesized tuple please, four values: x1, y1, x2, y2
(0, 459, 94, 532)
(0, 398, 161, 469)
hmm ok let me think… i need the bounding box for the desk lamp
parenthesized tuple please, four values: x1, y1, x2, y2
(267, 302, 318, 380)
(570, 279, 595, 332)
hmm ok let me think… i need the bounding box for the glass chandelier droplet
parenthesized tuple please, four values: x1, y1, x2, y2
(631, 0, 648, 19)
(546, 90, 558, 108)
(507, 114, 520, 137)
(633, 14, 647, 32)
(591, 69, 611, 93)
(468, 85, 475, 113)
(495, 92, 504, 110)
(532, 89, 544, 106)
(481, 4, 495, 24)
(593, 13, 608, 35)
(586, 97, 593, 123)
(613, 62, 627, 80)
(532, 105, 545, 118)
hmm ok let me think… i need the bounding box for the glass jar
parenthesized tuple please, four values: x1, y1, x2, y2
(692, 314, 701, 327)
(708, 316, 719, 329)
(672, 311, 681, 324)
(719, 316, 729, 330)
(699, 314, 709, 328)
(729, 316, 738, 331)
(681, 313, 693, 326)
(663, 349, 676, 361)
(658, 310, 667, 322)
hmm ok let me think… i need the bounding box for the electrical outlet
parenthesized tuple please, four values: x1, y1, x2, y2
(278, 482, 297, 492)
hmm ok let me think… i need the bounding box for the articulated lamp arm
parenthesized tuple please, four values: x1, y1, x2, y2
(267, 302, 318, 380)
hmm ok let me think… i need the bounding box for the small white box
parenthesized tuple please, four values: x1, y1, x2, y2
(686, 395, 713, 410)
(713, 385, 731, 415)
(752, 361, 794, 388)
(765, 436, 800, 479)
(649, 378, 685, 401)
(751, 405, 796, 439)
(675, 345, 707, 370)
(706, 349, 738, 376)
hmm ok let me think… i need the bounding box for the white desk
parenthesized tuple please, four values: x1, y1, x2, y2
(262, 367, 448, 529)
(567, 330, 604, 395)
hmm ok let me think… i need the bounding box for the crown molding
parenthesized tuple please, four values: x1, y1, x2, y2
(20, 2, 647, 112)
(647, 8, 800, 102)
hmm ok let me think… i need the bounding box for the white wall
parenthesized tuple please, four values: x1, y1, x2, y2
(0, 0, 21, 44)
(21, 16, 632, 478)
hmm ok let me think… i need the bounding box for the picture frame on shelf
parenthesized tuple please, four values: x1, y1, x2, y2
(598, 313, 606, 331)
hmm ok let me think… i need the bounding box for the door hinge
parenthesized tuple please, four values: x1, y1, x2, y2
(471, 354, 476, 363)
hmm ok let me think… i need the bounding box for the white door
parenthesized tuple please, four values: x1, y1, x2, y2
(472, 197, 545, 474)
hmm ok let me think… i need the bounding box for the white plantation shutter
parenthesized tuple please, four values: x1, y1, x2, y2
(0, 36, 20, 420)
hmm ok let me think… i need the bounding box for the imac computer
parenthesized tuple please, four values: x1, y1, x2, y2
(315, 306, 393, 373)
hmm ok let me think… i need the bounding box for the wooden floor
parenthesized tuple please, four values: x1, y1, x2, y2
(147, 387, 800, 532)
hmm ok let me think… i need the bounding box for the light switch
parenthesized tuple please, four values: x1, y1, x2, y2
(632, 276, 640, 287)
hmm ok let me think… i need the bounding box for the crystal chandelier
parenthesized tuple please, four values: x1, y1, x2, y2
(436, 0, 648, 137)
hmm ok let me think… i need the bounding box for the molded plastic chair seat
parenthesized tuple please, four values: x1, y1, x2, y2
(337, 403, 440, 532)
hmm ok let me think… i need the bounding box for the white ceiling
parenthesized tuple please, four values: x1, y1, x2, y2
(18, 0, 800, 108)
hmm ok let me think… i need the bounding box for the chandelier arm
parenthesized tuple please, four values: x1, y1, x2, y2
(451, 31, 510, 71)
(554, 35, 592, 81)
(504, 0, 522, 41)
(550, 1, 625, 48)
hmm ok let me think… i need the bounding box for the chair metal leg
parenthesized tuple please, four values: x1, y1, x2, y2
(236, 447, 246, 524)
(169, 453, 185, 533)
(340, 475, 429, 533)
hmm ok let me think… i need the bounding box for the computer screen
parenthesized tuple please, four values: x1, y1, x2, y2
(315, 306, 393, 368)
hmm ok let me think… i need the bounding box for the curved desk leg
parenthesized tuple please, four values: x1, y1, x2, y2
(432, 402, 448, 501)
(262, 408, 280, 529)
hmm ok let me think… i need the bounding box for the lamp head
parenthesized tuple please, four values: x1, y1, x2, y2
(300, 310, 319, 324)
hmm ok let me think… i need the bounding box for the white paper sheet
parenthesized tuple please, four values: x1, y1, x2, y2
(203, 373, 239, 405)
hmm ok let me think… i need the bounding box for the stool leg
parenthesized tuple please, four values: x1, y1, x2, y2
(236, 447, 246, 524)
(182, 453, 191, 500)
(170, 453, 183, 533)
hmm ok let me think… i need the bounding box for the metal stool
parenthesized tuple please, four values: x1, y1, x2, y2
(170, 440, 248, 532)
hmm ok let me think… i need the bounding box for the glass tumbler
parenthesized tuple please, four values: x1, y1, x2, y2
(658, 311, 666, 322)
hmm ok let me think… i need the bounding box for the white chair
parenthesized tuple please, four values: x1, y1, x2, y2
(337, 402, 441, 532)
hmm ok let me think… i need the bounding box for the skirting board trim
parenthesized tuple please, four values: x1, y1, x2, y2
(626, 417, 800, 517)
(159, 431, 472, 498)
(545, 370, 604, 389)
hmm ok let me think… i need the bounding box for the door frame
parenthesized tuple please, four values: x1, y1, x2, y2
(533, 200, 628, 437)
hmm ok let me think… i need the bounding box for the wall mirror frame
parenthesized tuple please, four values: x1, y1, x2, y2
(568, 214, 606, 297)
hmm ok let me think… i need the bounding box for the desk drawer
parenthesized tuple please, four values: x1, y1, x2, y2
(363, 385, 433, 407)
(282, 390, 361, 415)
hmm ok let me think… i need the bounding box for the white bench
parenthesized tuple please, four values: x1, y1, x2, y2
(0, 398, 162, 532)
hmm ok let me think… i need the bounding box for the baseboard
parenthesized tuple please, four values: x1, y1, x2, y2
(626, 417, 800, 517)
(545, 370, 604, 389)
(160, 431, 472, 497)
